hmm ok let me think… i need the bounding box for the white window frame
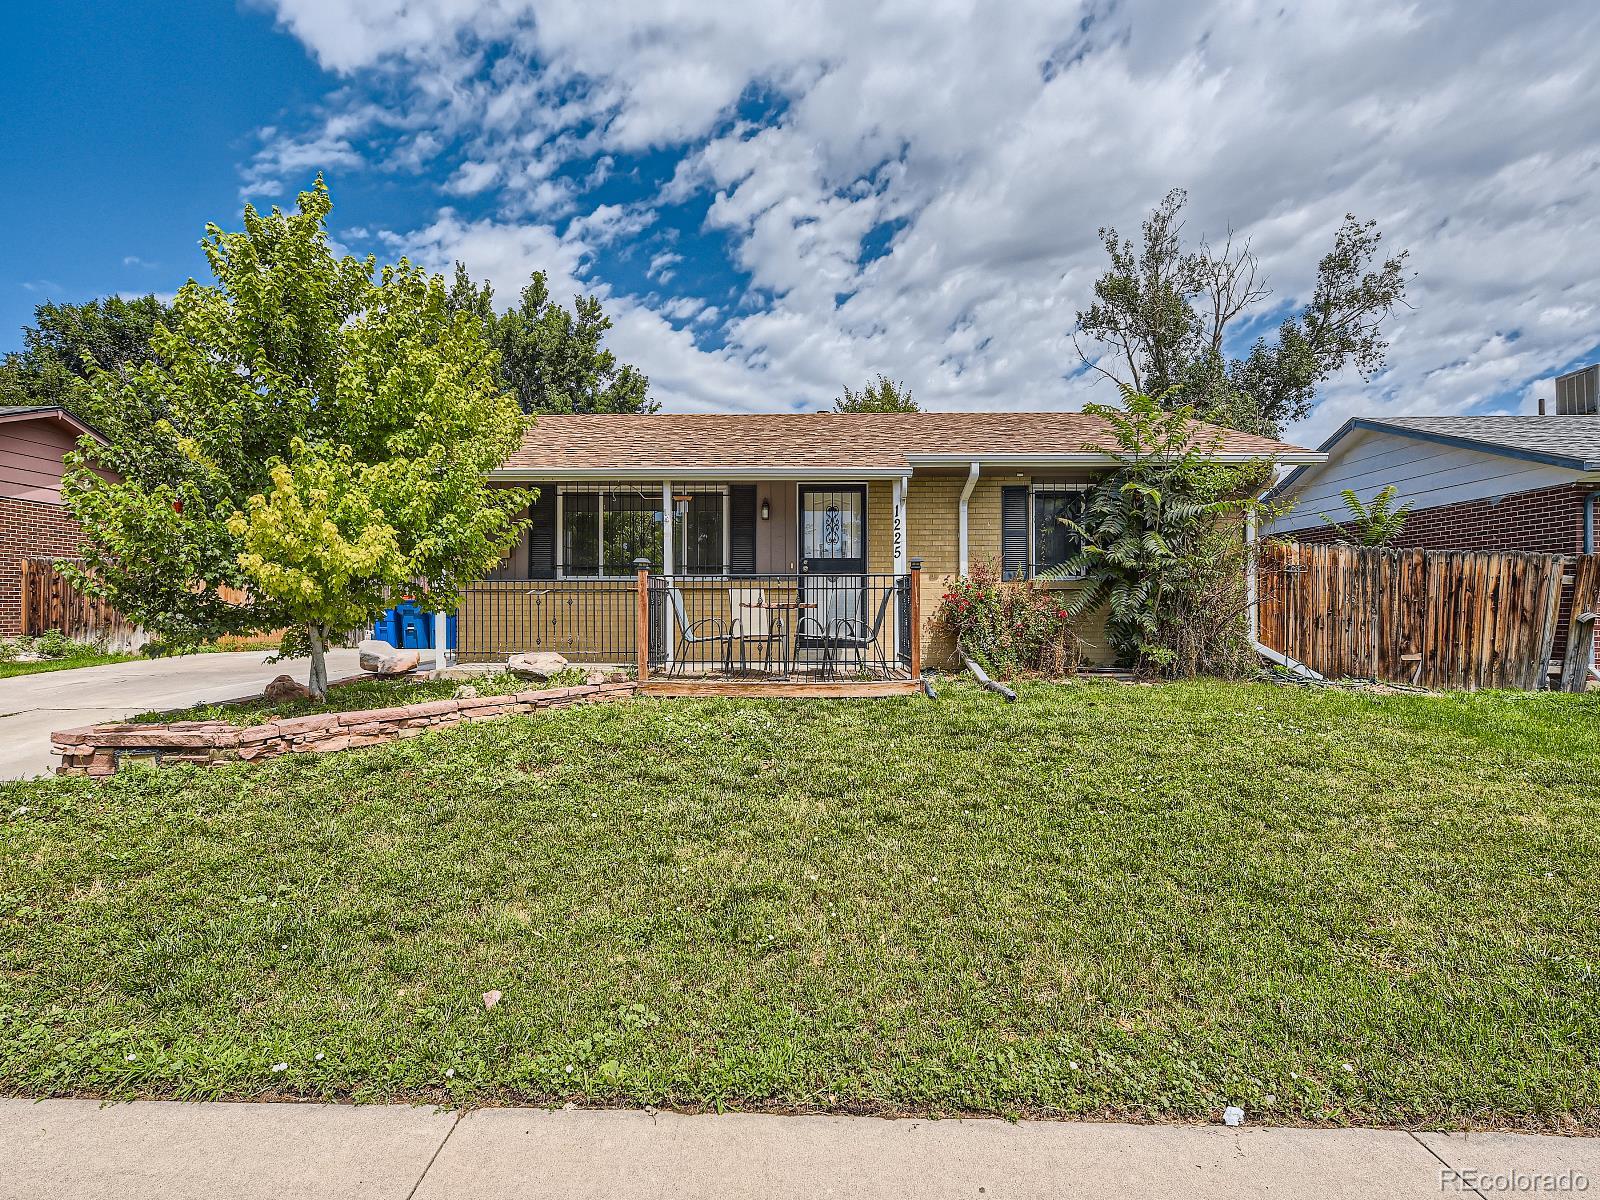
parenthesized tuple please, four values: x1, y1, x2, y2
(1029, 482, 1089, 580)
(669, 484, 733, 578)
(555, 484, 731, 579)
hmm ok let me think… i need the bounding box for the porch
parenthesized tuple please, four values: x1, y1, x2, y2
(450, 478, 924, 690)
(455, 565, 924, 691)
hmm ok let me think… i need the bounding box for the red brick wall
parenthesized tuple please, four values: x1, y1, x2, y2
(0, 496, 88, 637)
(1291, 482, 1591, 554)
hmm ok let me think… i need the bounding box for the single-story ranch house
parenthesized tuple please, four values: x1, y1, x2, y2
(449, 411, 1319, 671)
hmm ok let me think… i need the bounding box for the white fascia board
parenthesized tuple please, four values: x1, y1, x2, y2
(489, 466, 906, 482)
(902, 452, 1327, 468)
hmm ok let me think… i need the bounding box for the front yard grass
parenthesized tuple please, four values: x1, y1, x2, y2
(0, 651, 142, 679)
(1, 678, 1597, 1129)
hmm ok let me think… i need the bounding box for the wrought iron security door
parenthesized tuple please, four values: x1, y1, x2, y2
(797, 485, 867, 648)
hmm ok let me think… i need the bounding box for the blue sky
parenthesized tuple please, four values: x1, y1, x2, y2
(1, 2, 318, 333)
(5, 0, 1600, 442)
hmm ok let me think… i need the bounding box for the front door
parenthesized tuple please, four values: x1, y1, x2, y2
(797, 485, 867, 647)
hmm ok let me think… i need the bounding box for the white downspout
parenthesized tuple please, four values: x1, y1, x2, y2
(957, 461, 980, 577)
(1246, 506, 1323, 680)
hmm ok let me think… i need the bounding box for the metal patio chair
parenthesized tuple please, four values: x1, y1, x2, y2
(667, 584, 736, 676)
(822, 585, 897, 678)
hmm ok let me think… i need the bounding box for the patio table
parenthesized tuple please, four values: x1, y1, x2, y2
(736, 601, 817, 674)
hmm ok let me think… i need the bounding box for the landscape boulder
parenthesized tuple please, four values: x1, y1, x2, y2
(358, 639, 420, 675)
(508, 651, 569, 680)
(262, 674, 313, 703)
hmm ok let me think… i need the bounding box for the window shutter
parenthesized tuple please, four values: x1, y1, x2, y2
(729, 485, 757, 575)
(528, 485, 556, 579)
(1001, 486, 1029, 580)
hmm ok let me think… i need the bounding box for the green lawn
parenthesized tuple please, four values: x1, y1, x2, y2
(1, 679, 1597, 1129)
(0, 651, 141, 679)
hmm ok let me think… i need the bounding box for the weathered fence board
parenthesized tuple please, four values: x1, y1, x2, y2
(20, 558, 142, 651)
(1558, 555, 1600, 692)
(1259, 542, 1593, 691)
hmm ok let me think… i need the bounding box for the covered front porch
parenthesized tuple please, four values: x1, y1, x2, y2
(453, 476, 925, 687)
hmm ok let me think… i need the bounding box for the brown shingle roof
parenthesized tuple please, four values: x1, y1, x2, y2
(496, 411, 1318, 475)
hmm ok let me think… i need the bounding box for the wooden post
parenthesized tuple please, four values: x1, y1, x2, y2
(1558, 553, 1600, 691)
(908, 557, 923, 679)
(635, 558, 651, 682)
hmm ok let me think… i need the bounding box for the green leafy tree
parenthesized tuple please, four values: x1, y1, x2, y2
(63, 179, 530, 698)
(1075, 189, 1410, 437)
(1046, 392, 1273, 677)
(0, 295, 178, 440)
(832, 374, 919, 412)
(1319, 484, 1413, 546)
(447, 264, 655, 415)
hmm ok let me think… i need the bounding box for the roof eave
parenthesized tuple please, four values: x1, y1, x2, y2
(489, 465, 909, 482)
(0, 405, 106, 445)
(903, 452, 1327, 467)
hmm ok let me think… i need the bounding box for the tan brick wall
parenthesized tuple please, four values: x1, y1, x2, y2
(903, 475, 1112, 668)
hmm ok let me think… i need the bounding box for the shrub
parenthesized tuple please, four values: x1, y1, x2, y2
(934, 561, 1081, 678)
(1045, 392, 1276, 679)
(35, 630, 75, 659)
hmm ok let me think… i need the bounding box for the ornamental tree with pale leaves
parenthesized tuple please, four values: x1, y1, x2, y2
(64, 179, 529, 697)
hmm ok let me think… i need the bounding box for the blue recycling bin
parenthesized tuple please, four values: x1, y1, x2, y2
(374, 601, 456, 650)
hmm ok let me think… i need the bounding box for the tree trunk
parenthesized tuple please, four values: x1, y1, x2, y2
(306, 624, 330, 700)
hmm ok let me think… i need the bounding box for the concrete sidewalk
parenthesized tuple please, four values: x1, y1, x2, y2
(0, 649, 373, 779)
(1, 1101, 1595, 1199)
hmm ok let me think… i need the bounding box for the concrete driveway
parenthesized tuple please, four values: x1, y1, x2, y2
(0, 650, 378, 780)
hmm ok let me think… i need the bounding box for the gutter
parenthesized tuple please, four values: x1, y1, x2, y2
(1245, 508, 1324, 681)
(906, 452, 1327, 467)
(490, 453, 1328, 484)
(490, 466, 905, 482)
(957, 460, 980, 575)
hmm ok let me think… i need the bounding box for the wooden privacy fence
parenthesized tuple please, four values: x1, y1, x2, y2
(20, 558, 141, 650)
(20, 558, 257, 652)
(1258, 542, 1599, 692)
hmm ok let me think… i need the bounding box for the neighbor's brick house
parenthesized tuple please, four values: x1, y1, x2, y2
(0, 406, 102, 637)
(1269, 410, 1600, 668)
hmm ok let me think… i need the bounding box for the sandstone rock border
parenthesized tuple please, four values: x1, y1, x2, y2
(52, 681, 638, 777)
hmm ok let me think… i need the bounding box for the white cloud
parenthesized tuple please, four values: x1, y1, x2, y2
(646, 250, 682, 283)
(258, 0, 1600, 441)
(444, 159, 502, 195)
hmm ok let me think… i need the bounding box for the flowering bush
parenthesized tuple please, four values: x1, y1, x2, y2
(934, 561, 1081, 679)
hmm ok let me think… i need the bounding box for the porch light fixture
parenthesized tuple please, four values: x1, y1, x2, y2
(760, 498, 771, 520)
